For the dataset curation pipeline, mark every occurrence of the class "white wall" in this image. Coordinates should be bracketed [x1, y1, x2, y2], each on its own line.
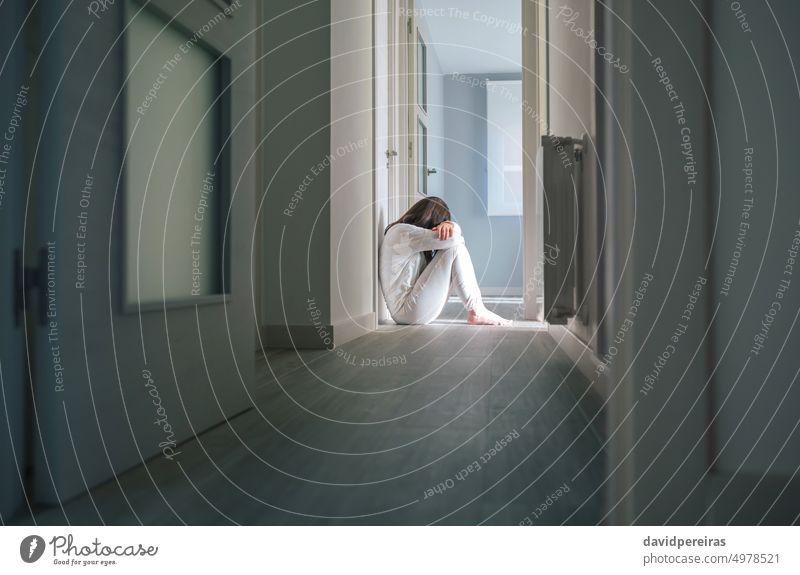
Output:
[258, 0, 376, 348]
[548, 0, 594, 139]
[258, 0, 332, 346]
[330, 0, 375, 343]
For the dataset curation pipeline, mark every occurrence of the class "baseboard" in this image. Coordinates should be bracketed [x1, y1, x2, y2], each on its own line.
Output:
[703, 471, 800, 525]
[332, 312, 375, 347]
[260, 323, 333, 349]
[260, 312, 376, 350]
[548, 324, 605, 398]
[478, 286, 523, 297]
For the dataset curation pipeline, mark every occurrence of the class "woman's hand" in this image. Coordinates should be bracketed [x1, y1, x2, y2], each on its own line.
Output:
[431, 221, 455, 241]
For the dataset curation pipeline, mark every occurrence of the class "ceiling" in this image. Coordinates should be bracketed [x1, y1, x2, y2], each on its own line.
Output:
[415, 0, 522, 74]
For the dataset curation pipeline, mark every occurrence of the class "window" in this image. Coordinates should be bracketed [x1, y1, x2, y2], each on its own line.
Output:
[415, 29, 429, 197]
[418, 119, 428, 196]
[486, 80, 523, 216]
[417, 32, 427, 113]
[124, 0, 230, 307]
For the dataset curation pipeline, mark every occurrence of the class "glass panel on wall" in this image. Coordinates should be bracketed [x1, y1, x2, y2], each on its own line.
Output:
[417, 32, 427, 112]
[124, 0, 229, 306]
[418, 120, 427, 196]
[486, 80, 523, 216]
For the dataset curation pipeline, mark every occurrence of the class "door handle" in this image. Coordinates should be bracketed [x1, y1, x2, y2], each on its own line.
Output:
[426, 168, 438, 176]
[14, 248, 48, 327]
[385, 149, 398, 159]
[13, 249, 23, 328]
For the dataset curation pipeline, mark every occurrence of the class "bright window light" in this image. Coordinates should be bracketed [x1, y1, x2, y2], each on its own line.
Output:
[486, 80, 523, 216]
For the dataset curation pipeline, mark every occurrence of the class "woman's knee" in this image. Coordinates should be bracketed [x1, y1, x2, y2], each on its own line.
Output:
[434, 244, 462, 264]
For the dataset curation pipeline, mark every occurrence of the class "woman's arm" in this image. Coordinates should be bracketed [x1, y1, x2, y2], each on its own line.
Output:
[432, 221, 461, 240]
[401, 223, 464, 253]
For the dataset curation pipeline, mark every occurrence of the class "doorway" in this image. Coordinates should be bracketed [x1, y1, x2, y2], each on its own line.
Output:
[375, 0, 547, 324]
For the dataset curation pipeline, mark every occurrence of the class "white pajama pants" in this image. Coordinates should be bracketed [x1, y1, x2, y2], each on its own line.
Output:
[392, 243, 484, 325]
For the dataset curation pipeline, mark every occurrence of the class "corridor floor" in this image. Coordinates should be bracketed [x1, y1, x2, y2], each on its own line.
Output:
[22, 300, 606, 525]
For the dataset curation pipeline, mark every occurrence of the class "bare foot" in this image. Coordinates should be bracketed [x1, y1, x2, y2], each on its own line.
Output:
[468, 308, 513, 326]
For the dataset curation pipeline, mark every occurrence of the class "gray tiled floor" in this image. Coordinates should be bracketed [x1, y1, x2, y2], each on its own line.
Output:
[19, 299, 606, 525]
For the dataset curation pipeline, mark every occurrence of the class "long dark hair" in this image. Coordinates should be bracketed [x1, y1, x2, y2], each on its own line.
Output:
[386, 196, 452, 263]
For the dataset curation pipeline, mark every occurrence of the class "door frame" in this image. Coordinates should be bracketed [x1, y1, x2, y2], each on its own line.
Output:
[374, 0, 408, 326]
[522, 0, 548, 322]
[371, 0, 546, 320]
[390, 0, 546, 321]
[397, 0, 414, 215]
[373, 0, 396, 325]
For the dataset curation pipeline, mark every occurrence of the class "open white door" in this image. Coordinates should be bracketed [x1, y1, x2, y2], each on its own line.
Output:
[405, 0, 431, 202]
